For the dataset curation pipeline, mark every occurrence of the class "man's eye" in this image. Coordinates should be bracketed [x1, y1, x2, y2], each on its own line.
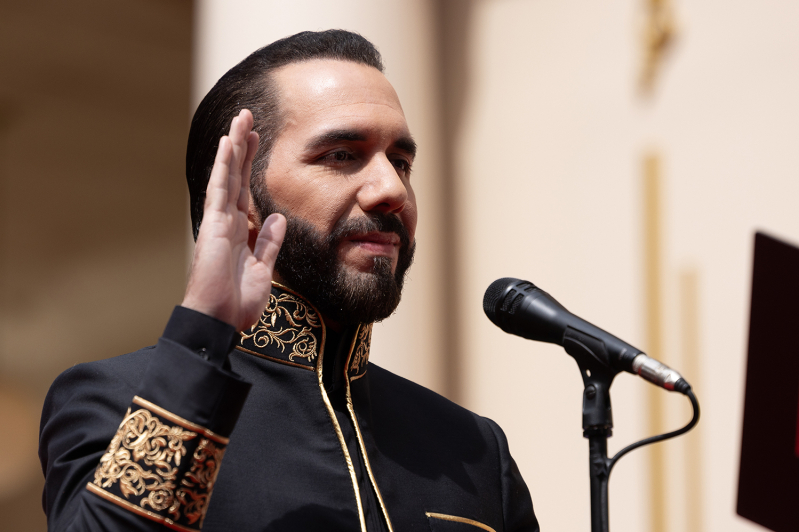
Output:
[391, 158, 411, 175]
[321, 150, 354, 163]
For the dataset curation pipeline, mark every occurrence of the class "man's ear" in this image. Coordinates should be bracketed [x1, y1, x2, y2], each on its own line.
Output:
[247, 195, 261, 252]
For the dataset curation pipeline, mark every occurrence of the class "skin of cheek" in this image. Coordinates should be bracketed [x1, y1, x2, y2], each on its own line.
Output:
[265, 163, 354, 234]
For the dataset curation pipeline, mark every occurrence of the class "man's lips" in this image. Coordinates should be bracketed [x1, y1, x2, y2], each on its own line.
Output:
[345, 231, 400, 255]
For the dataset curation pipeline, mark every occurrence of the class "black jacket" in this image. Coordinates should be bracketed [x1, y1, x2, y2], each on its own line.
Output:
[40, 285, 539, 531]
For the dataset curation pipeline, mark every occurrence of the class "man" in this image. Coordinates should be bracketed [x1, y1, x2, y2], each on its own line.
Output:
[39, 30, 539, 531]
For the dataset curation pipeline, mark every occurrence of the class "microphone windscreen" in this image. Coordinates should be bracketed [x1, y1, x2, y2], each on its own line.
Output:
[483, 277, 521, 323]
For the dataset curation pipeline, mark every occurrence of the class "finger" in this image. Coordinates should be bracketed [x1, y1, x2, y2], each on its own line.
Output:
[238, 108, 254, 130]
[228, 110, 255, 205]
[237, 130, 259, 213]
[226, 116, 244, 201]
[253, 213, 286, 269]
[228, 110, 254, 170]
[204, 136, 232, 213]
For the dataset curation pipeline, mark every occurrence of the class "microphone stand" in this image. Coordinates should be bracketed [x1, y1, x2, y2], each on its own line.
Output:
[562, 329, 621, 532]
[482, 278, 701, 531]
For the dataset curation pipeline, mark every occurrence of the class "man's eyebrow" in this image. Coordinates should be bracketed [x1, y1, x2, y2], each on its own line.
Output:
[303, 129, 417, 158]
[393, 136, 417, 158]
[304, 129, 367, 152]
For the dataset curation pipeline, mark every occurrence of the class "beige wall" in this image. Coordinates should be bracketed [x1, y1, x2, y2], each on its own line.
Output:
[453, 1, 799, 531]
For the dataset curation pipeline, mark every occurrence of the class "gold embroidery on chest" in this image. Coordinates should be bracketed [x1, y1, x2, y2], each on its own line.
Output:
[349, 323, 372, 374]
[240, 292, 321, 363]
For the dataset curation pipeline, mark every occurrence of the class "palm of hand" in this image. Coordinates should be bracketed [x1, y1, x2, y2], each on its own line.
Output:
[182, 110, 286, 332]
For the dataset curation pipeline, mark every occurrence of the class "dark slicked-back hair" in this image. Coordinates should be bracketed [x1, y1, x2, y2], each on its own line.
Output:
[186, 30, 384, 239]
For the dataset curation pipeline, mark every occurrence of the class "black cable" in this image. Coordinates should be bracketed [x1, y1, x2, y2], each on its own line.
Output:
[607, 388, 700, 475]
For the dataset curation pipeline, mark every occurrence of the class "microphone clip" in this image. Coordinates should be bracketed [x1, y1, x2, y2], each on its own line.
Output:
[562, 327, 619, 437]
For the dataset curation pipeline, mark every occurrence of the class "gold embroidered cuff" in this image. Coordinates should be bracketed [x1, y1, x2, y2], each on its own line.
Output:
[87, 396, 229, 531]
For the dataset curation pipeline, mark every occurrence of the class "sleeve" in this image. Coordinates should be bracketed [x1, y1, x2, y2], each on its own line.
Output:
[39, 306, 252, 532]
[484, 418, 541, 532]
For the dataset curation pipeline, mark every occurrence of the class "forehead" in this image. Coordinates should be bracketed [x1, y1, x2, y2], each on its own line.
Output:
[271, 59, 410, 139]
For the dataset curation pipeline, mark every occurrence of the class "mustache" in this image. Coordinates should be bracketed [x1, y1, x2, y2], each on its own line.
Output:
[328, 212, 411, 250]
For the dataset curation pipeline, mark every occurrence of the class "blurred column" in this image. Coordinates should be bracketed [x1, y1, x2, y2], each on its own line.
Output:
[642, 152, 667, 532]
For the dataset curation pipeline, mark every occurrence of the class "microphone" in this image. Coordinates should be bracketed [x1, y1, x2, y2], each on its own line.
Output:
[483, 277, 691, 394]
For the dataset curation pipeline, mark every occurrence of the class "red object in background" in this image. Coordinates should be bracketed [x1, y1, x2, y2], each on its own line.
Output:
[796, 388, 799, 459]
[737, 232, 799, 532]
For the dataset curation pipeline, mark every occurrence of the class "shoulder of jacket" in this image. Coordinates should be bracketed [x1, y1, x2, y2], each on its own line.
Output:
[43, 347, 157, 415]
[56, 345, 155, 383]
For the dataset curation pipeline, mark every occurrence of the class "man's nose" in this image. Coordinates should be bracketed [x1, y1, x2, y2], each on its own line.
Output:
[356, 154, 408, 214]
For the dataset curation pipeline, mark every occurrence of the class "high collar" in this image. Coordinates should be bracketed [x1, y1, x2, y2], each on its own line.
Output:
[236, 283, 372, 388]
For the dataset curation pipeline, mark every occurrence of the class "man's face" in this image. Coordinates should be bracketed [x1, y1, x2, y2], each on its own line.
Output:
[254, 59, 418, 325]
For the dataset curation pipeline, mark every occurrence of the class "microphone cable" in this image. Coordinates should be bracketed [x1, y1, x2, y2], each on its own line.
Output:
[607, 387, 700, 475]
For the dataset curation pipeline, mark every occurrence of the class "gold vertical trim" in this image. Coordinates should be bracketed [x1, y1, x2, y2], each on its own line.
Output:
[346, 392, 394, 532]
[680, 269, 704, 532]
[344, 324, 395, 532]
[643, 153, 666, 532]
[313, 311, 367, 532]
[268, 282, 366, 530]
[425, 512, 496, 532]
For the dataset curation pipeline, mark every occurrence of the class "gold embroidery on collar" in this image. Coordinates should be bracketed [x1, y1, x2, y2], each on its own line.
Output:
[348, 323, 372, 376]
[90, 400, 227, 530]
[233, 348, 316, 371]
[240, 292, 321, 363]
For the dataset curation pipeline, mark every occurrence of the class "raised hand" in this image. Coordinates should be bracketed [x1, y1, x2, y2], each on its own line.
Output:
[182, 109, 286, 331]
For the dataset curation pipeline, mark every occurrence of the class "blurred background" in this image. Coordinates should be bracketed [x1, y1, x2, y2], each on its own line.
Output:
[2, 0, 797, 530]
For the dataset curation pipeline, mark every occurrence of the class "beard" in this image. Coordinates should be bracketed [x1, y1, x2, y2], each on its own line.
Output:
[254, 191, 415, 326]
